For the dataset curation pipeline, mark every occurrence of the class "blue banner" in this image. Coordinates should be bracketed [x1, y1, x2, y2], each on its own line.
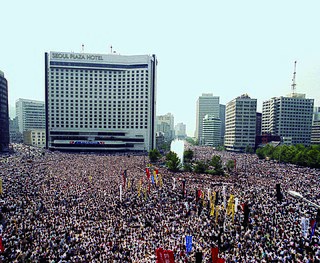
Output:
[151, 175, 155, 184]
[186, 235, 192, 253]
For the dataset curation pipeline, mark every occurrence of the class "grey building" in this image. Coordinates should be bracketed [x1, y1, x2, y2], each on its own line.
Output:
[195, 93, 220, 144]
[262, 93, 314, 145]
[225, 94, 257, 152]
[311, 106, 320, 144]
[16, 98, 45, 133]
[202, 114, 221, 147]
[0, 70, 9, 152]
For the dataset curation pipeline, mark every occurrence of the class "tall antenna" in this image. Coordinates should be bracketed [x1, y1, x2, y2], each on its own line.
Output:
[291, 61, 297, 94]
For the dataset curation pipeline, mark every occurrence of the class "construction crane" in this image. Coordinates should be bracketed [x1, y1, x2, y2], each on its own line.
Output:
[291, 61, 297, 95]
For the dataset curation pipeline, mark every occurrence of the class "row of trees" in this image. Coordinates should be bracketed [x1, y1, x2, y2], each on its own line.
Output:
[256, 144, 320, 168]
[149, 148, 236, 175]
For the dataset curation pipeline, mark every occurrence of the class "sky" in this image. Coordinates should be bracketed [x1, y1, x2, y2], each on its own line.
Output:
[1, 0, 320, 136]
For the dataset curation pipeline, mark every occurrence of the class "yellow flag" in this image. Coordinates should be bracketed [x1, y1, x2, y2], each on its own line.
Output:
[127, 179, 131, 189]
[212, 192, 216, 207]
[226, 194, 234, 215]
[210, 203, 215, 217]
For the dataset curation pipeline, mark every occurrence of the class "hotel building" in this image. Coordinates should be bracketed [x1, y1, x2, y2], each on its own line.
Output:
[45, 51, 157, 151]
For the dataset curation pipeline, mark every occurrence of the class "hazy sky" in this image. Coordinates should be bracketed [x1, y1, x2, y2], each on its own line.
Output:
[1, 0, 320, 136]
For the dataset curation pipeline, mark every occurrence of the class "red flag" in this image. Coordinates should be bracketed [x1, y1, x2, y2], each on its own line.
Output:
[211, 247, 219, 263]
[217, 259, 225, 263]
[155, 169, 159, 174]
[146, 168, 150, 179]
[0, 236, 4, 253]
[156, 248, 175, 263]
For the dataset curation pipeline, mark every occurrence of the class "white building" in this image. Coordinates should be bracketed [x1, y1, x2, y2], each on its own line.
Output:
[311, 106, 320, 144]
[174, 122, 187, 139]
[156, 113, 175, 141]
[45, 51, 157, 151]
[195, 93, 220, 144]
[202, 114, 221, 147]
[262, 93, 314, 145]
[16, 99, 45, 133]
[224, 94, 257, 152]
[23, 129, 46, 148]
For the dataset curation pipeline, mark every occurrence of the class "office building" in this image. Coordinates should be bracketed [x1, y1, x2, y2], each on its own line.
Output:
[156, 113, 175, 141]
[311, 106, 320, 144]
[175, 122, 187, 139]
[0, 70, 9, 152]
[202, 114, 221, 147]
[256, 112, 262, 136]
[24, 129, 46, 148]
[16, 99, 45, 133]
[195, 93, 220, 144]
[219, 104, 226, 145]
[224, 94, 257, 152]
[262, 93, 314, 145]
[45, 51, 157, 151]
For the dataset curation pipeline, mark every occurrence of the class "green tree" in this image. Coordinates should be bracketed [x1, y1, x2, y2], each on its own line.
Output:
[165, 151, 182, 172]
[183, 162, 193, 172]
[256, 147, 265, 159]
[183, 149, 194, 163]
[148, 149, 161, 163]
[186, 137, 197, 145]
[194, 160, 208, 174]
[210, 155, 224, 175]
[226, 159, 235, 172]
[245, 145, 254, 154]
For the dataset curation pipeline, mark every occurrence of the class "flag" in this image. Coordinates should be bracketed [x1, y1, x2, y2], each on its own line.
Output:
[119, 185, 122, 202]
[310, 220, 317, 241]
[0, 236, 3, 253]
[173, 178, 176, 190]
[146, 168, 150, 180]
[226, 194, 234, 215]
[211, 247, 219, 263]
[210, 203, 215, 217]
[151, 174, 155, 184]
[235, 197, 239, 213]
[222, 186, 226, 208]
[156, 248, 175, 263]
[185, 235, 192, 254]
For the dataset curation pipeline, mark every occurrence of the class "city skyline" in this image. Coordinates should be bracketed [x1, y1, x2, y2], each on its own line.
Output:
[1, 0, 320, 136]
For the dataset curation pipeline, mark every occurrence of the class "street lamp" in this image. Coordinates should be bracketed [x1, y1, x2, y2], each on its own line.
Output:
[288, 190, 320, 209]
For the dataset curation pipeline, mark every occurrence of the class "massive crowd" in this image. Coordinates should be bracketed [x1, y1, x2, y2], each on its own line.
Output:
[0, 144, 319, 262]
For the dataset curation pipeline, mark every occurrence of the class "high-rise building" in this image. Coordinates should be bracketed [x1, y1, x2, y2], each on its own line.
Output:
[225, 94, 257, 152]
[0, 70, 9, 152]
[156, 113, 175, 141]
[175, 122, 187, 139]
[16, 99, 45, 133]
[202, 115, 221, 147]
[262, 93, 314, 145]
[219, 104, 226, 145]
[195, 93, 220, 144]
[45, 51, 157, 151]
[311, 106, 320, 144]
[256, 112, 262, 136]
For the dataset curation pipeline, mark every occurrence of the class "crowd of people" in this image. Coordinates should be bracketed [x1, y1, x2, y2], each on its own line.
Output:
[0, 144, 319, 262]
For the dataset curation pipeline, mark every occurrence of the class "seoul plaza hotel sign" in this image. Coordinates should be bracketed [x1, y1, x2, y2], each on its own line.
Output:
[51, 52, 103, 61]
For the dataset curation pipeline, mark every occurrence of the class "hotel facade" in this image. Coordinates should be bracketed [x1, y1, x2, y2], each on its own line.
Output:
[45, 51, 157, 151]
